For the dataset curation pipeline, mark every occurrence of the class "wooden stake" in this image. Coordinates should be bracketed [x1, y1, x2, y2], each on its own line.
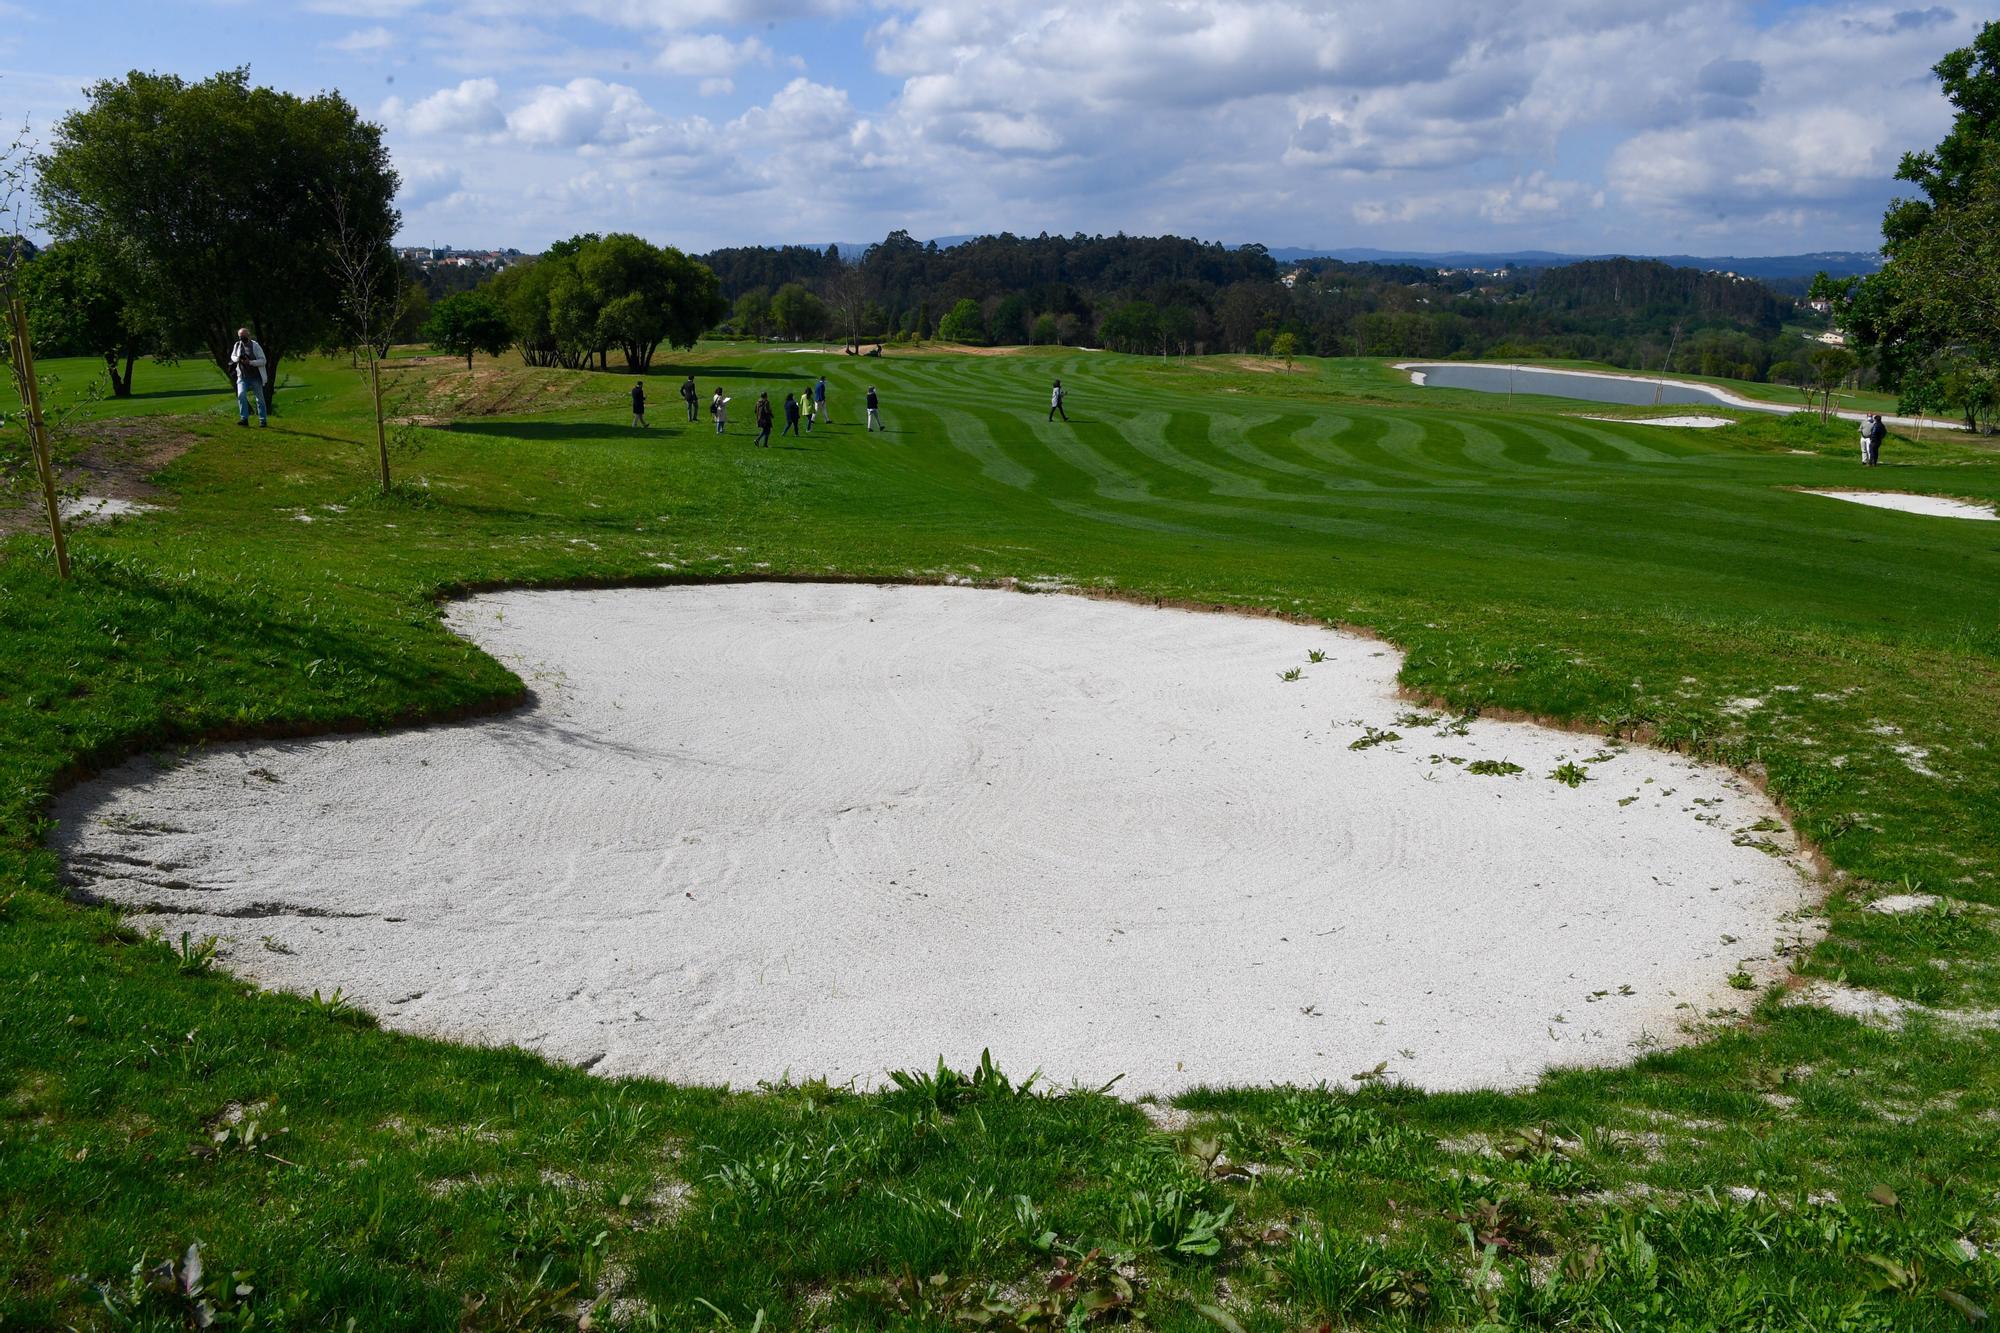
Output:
[369, 350, 389, 493]
[6, 292, 70, 579]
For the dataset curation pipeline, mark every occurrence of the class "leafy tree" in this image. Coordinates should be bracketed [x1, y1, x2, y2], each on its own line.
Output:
[938, 297, 986, 344]
[771, 282, 829, 341]
[1271, 330, 1298, 371]
[423, 291, 512, 369]
[16, 239, 160, 396]
[1029, 313, 1060, 345]
[1098, 300, 1161, 354]
[575, 233, 722, 372]
[989, 293, 1030, 346]
[487, 258, 573, 368]
[36, 68, 398, 398]
[734, 287, 772, 340]
[1852, 22, 2000, 428]
[1806, 344, 1858, 422]
[1883, 21, 2000, 247]
[392, 278, 430, 348]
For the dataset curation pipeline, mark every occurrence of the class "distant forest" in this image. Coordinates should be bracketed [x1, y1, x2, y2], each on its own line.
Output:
[696, 232, 1840, 385]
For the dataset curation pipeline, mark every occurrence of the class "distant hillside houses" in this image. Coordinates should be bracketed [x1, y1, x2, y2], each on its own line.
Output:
[395, 245, 529, 270]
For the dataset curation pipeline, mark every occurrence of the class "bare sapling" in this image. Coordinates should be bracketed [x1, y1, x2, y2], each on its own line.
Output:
[325, 190, 406, 494]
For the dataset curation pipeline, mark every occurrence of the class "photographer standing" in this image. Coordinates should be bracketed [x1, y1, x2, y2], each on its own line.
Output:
[230, 327, 268, 427]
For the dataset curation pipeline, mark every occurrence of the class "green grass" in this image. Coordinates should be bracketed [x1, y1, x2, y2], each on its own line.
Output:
[4, 346, 1999, 1330]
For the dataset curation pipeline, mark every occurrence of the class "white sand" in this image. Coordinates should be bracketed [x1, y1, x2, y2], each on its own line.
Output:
[1803, 490, 1998, 521]
[54, 585, 1813, 1095]
[1577, 415, 1734, 429]
[60, 495, 158, 524]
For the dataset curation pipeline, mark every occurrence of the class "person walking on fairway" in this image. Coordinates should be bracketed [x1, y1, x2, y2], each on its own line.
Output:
[782, 392, 801, 437]
[814, 375, 828, 423]
[230, 327, 269, 427]
[1861, 413, 1887, 466]
[1049, 377, 1068, 422]
[680, 374, 698, 422]
[865, 385, 882, 431]
[754, 391, 774, 447]
[803, 385, 817, 431]
[630, 379, 647, 429]
[711, 388, 728, 434]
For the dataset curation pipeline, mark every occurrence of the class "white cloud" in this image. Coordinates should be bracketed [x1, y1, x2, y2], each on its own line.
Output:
[506, 77, 661, 149]
[332, 26, 396, 56]
[657, 33, 772, 77]
[351, 0, 2000, 253]
[381, 78, 506, 136]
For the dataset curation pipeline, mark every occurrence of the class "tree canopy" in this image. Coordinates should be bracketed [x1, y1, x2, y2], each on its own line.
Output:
[1850, 20, 2000, 429]
[422, 291, 513, 370]
[15, 239, 160, 396]
[485, 234, 724, 372]
[35, 67, 399, 395]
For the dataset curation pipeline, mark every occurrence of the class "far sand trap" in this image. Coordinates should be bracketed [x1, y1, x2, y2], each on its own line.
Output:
[54, 585, 1813, 1094]
[1803, 490, 1998, 521]
[1577, 415, 1733, 428]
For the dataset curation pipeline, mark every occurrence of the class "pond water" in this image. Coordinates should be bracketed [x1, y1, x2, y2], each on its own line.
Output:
[1408, 363, 1786, 413]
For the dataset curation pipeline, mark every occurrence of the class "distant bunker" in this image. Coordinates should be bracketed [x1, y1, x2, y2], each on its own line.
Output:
[56, 585, 1813, 1095]
[1404, 362, 1783, 412]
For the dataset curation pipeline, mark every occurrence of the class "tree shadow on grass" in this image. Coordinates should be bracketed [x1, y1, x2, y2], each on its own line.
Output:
[447, 421, 697, 441]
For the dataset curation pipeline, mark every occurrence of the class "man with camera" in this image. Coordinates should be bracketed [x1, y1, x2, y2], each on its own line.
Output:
[230, 327, 268, 427]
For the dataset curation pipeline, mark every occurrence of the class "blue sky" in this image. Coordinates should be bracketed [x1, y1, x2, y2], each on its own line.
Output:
[6, 1, 1998, 256]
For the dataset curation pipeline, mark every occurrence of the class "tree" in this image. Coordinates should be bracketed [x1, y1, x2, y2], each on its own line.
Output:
[2, 125, 70, 577]
[1852, 23, 2000, 425]
[1271, 330, 1298, 371]
[1029, 313, 1060, 345]
[1098, 300, 1161, 354]
[938, 297, 986, 344]
[36, 68, 399, 399]
[16, 239, 160, 396]
[771, 282, 829, 341]
[326, 188, 408, 492]
[989, 293, 1030, 346]
[423, 291, 512, 370]
[734, 286, 772, 340]
[1806, 344, 1858, 422]
[574, 233, 723, 372]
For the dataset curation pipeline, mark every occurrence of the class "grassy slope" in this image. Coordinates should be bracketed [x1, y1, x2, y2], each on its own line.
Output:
[3, 347, 1998, 1330]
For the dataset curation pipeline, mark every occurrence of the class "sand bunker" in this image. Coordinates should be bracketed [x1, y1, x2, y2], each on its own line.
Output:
[54, 585, 1813, 1094]
[1804, 490, 1998, 521]
[1577, 415, 1734, 429]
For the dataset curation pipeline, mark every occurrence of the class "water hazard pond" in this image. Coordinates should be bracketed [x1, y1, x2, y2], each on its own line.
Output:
[1405, 362, 1785, 413]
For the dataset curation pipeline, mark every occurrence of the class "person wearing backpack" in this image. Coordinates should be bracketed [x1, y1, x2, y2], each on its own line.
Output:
[230, 327, 269, 427]
[711, 388, 728, 434]
[680, 374, 698, 422]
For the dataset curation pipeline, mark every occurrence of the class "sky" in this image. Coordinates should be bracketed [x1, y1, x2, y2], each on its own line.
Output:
[5, 0, 1998, 258]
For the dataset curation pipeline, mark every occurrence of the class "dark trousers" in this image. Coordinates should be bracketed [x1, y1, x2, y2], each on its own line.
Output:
[1050, 401, 1067, 421]
[755, 424, 771, 446]
[782, 418, 799, 435]
[684, 398, 697, 421]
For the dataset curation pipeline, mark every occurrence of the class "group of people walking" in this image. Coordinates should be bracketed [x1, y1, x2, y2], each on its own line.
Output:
[625, 373, 890, 444]
[625, 373, 1072, 440]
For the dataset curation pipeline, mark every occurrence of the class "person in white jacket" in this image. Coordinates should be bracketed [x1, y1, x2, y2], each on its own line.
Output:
[229, 327, 268, 427]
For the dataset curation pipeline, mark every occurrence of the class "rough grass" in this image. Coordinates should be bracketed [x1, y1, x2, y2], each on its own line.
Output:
[3, 346, 1998, 1330]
